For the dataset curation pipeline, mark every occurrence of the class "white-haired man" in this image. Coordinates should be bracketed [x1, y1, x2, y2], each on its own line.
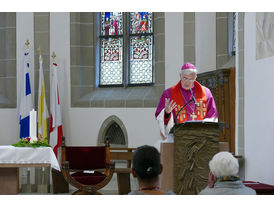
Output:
[155, 62, 218, 142]
[199, 152, 256, 195]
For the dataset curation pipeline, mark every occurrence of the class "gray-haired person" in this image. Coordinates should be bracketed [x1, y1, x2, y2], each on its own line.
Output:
[199, 151, 256, 195]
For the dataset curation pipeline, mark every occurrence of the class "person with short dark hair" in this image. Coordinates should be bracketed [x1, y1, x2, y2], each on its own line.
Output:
[128, 145, 175, 195]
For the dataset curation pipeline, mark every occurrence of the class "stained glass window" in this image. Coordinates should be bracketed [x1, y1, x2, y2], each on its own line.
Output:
[130, 12, 153, 34]
[129, 36, 153, 84]
[99, 12, 153, 86]
[100, 12, 123, 36]
[100, 12, 123, 85]
[100, 37, 123, 85]
[129, 12, 153, 84]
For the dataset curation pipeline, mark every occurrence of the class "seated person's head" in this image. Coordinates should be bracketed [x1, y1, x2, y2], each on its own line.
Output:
[209, 151, 239, 177]
[207, 151, 239, 187]
[132, 145, 162, 182]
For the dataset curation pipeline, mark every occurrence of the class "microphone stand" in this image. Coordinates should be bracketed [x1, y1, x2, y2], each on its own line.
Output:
[190, 88, 197, 106]
[175, 97, 195, 124]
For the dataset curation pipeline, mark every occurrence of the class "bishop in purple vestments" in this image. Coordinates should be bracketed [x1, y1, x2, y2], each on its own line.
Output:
[155, 62, 218, 143]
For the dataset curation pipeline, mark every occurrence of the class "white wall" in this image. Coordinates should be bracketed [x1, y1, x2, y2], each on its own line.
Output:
[0, 13, 34, 145]
[0, 12, 176, 149]
[50, 13, 160, 148]
[0, 109, 20, 145]
[16, 12, 35, 106]
[48, 12, 188, 148]
[64, 108, 159, 147]
[50, 12, 71, 145]
[245, 13, 274, 185]
[165, 12, 184, 88]
[195, 12, 216, 73]
[1, 12, 215, 152]
[3, 11, 274, 187]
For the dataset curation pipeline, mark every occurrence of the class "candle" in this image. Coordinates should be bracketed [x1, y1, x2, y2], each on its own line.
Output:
[29, 109, 37, 138]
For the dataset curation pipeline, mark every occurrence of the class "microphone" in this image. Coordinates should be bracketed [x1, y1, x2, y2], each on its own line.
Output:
[175, 98, 195, 124]
[190, 89, 197, 106]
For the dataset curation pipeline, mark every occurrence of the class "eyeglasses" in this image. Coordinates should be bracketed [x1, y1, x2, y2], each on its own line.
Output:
[182, 77, 196, 82]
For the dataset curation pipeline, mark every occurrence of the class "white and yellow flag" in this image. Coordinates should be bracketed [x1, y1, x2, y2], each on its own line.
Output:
[38, 54, 49, 140]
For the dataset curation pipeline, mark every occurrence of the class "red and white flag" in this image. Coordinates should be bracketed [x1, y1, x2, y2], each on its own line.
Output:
[50, 62, 63, 158]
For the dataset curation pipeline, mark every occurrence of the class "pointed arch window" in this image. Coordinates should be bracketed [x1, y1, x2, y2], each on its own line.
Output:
[104, 122, 125, 145]
[98, 12, 153, 86]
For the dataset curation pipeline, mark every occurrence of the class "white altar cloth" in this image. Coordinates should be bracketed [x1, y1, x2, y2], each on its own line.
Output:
[0, 145, 60, 171]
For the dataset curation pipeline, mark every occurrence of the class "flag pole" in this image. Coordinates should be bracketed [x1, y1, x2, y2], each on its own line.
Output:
[39, 45, 43, 61]
[50, 51, 63, 158]
[52, 52, 56, 63]
[25, 40, 30, 49]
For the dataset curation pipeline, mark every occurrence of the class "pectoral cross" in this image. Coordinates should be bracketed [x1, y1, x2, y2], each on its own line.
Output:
[190, 112, 197, 121]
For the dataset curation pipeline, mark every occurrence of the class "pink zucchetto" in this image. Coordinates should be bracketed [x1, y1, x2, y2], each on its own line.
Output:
[181, 62, 196, 70]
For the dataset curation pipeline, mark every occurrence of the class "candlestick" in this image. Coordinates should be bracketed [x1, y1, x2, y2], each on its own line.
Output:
[30, 109, 37, 138]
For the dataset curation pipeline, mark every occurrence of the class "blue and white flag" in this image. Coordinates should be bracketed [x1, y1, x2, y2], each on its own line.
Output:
[19, 49, 34, 138]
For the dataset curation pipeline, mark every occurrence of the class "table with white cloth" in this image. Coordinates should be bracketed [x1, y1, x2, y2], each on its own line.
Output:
[0, 145, 60, 194]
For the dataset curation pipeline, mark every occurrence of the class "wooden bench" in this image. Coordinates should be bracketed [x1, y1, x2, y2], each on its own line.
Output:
[110, 147, 136, 195]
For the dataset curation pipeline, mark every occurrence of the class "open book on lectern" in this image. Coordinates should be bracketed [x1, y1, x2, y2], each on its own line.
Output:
[169, 120, 224, 134]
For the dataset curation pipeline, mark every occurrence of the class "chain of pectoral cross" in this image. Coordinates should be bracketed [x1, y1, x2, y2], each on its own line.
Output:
[182, 91, 197, 121]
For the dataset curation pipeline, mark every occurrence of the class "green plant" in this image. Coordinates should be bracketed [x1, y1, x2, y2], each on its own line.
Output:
[12, 137, 51, 148]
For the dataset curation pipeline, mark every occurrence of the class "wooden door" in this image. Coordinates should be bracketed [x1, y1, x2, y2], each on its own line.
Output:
[197, 68, 235, 154]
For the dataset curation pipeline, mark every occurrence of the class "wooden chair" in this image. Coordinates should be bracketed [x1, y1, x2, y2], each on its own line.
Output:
[110, 147, 136, 194]
[61, 137, 115, 195]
